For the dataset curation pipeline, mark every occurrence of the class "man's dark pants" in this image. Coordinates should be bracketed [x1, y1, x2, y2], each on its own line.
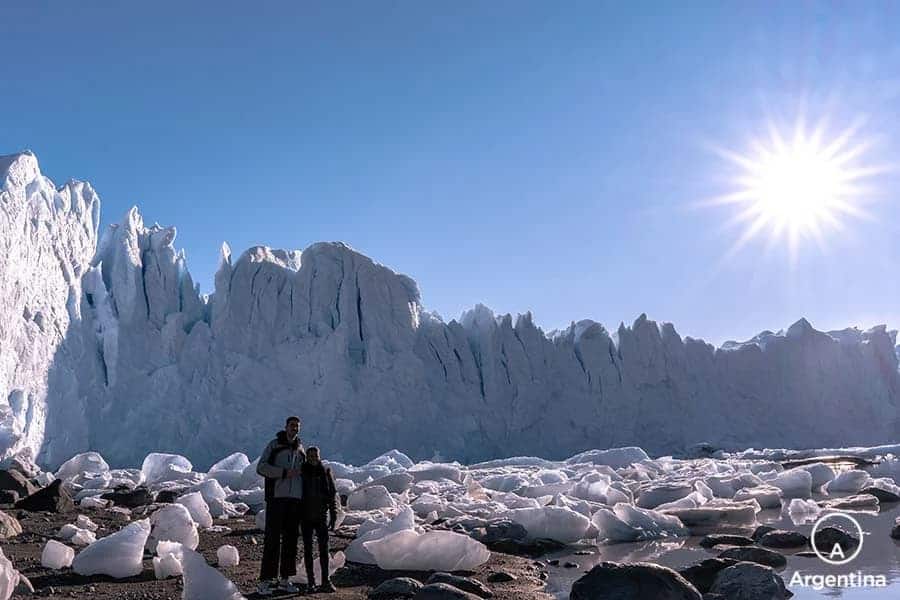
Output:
[260, 498, 302, 580]
[300, 517, 330, 581]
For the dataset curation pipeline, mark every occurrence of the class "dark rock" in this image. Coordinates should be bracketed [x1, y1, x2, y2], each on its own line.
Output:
[813, 526, 859, 557]
[486, 537, 565, 558]
[0, 510, 22, 538]
[718, 547, 787, 569]
[549, 559, 560, 566]
[891, 518, 900, 540]
[0, 490, 19, 504]
[759, 530, 809, 548]
[679, 558, 739, 593]
[425, 573, 492, 598]
[101, 486, 154, 508]
[751, 525, 776, 541]
[699, 534, 755, 549]
[486, 572, 516, 583]
[570, 562, 702, 600]
[14, 479, 73, 513]
[154, 489, 182, 504]
[709, 562, 791, 600]
[413, 583, 480, 600]
[472, 520, 528, 544]
[0, 469, 37, 498]
[564, 562, 579, 568]
[369, 577, 424, 599]
[860, 486, 900, 503]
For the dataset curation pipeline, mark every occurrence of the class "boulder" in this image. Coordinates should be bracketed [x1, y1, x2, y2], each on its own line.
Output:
[471, 520, 528, 544]
[0, 470, 36, 498]
[759, 530, 809, 549]
[101, 486, 154, 508]
[718, 548, 787, 570]
[751, 526, 776, 541]
[709, 562, 791, 600]
[425, 573, 492, 598]
[413, 583, 481, 600]
[155, 489, 182, 504]
[483, 537, 564, 558]
[570, 562, 702, 600]
[369, 577, 424, 599]
[679, 558, 738, 593]
[813, 526, 859, 556]
[14, 479, 74, 513]
[860, 487, 900, 503]
[699, 535, 754, 549]
[0, 511, 21, 539]
[890, 519, 900, 540]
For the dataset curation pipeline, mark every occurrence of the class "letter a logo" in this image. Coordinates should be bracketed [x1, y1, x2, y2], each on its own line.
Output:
[829, 543, 845, 560]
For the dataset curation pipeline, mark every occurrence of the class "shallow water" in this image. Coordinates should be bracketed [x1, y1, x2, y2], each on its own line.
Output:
[545, 499, 900, 599]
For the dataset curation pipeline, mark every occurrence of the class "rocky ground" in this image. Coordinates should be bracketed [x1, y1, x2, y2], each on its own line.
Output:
[1, 504, 552, 599]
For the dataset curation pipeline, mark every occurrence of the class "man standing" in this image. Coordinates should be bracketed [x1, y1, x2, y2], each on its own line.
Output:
[255, 416, 305, 596]
[300, 446, 338, 593]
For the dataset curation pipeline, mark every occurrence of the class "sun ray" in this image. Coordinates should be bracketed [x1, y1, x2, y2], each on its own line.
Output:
[710, 117, 884, 258]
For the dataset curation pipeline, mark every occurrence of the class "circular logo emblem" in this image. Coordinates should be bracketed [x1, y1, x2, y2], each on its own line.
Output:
[809, 512, 865, 566]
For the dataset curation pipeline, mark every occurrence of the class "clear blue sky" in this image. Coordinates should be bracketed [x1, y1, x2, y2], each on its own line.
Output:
[4, 1, 900, 345]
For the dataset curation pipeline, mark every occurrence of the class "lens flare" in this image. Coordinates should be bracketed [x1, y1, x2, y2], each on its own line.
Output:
[710, 117, 884, 261]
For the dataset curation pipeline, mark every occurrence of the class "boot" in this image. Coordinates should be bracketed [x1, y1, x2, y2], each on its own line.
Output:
[319, 578, 336, 593]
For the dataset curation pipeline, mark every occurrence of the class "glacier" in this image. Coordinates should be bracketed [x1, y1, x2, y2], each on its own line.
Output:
[2, 150, 900, 470]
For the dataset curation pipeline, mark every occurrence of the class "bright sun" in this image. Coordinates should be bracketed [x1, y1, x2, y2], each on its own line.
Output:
[713, 118, 881, 258]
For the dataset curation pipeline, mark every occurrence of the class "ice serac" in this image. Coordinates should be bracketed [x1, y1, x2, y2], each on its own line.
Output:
[2, 151, 900, 469]
[0, 152, 99, 465]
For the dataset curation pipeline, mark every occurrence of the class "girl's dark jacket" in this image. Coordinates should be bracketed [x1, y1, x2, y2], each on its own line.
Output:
[300, 460, 337, 522]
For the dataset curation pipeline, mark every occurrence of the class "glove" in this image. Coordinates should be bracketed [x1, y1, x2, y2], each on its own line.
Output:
[328, 510, 337, 531]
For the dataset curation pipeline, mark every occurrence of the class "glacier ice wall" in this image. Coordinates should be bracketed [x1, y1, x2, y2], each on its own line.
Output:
[2, 152, 899, 469]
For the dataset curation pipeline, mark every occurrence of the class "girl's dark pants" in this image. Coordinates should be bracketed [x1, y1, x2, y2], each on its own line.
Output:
[301, 517, 330, 582]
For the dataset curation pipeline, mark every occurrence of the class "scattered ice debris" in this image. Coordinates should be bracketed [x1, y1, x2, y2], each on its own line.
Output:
[217, 544, 240, 568]
[825, 469, 870, 494]
[364, 529, 490, 571]
[508, 506, 593, 544]
[785, 498, 822, 526]
[149, 503, 199, 551]
[141, 453, 193, 485]
[348, 485, 396, 511]
[766, 469, 812, 499]
[76, 515, 98, 531]
[181, 546, 246, 600]
[592, 504, 689, 543]
[58, 523, 96, 546]
[153, 540, 185, 579]
[0, 547, 20, 600]
[41, 540, 74, 569]
[72, 519, 151, 578]
[176, 491, 214, 528]
[55, 452, 110, 482]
